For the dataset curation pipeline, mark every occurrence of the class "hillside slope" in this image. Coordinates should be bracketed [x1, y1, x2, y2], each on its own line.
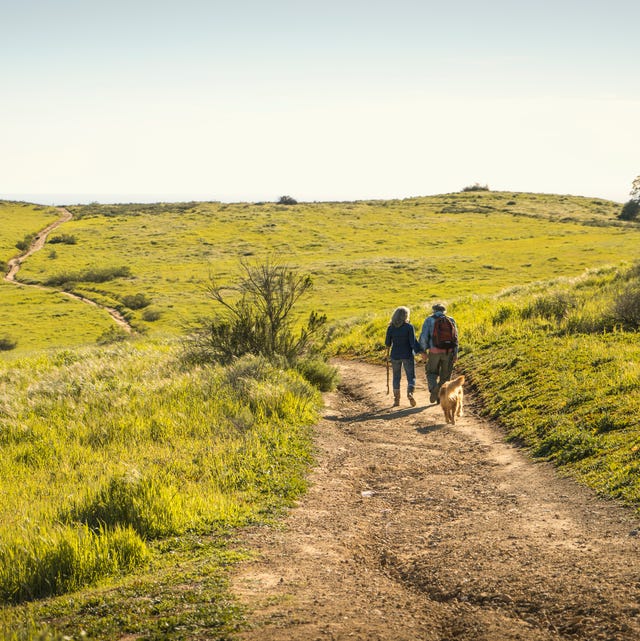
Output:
[2, 191, 639, 354]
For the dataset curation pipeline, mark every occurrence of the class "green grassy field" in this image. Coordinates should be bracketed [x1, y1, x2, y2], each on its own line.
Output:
[1, 191, 639, 639]
[3, 192, 637, 355]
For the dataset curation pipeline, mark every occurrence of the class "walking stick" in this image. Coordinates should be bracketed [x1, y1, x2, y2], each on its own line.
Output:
[386, 350, 390, 395]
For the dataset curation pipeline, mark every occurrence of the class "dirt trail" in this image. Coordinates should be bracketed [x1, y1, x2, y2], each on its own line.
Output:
[4, 208, 132, 333]
[232, 359, 640, 641]
[5, 208, 74, 281]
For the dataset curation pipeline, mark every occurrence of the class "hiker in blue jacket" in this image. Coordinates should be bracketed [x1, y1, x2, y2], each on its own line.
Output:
[385, 306, 424, 407]
[419, 303, 459, 404]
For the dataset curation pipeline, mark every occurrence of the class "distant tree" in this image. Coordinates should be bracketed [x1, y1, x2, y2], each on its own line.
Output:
[277, 195, 298, 205]
[619, 175, 640, 221]
[620, 200, 640, 221]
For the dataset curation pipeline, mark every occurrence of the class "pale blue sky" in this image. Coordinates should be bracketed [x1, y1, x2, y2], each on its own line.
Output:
[1, 0, 638, 204]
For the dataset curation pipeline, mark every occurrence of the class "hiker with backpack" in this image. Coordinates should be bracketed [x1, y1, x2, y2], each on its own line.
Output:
[419, 303, 459, 404]
[385, 306, 424, 407]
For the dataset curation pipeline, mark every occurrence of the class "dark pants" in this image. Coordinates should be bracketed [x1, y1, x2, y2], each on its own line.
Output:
[425, 352, 454, 399]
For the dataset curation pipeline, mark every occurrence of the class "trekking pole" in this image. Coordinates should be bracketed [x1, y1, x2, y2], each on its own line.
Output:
[386, 351, 390, 395]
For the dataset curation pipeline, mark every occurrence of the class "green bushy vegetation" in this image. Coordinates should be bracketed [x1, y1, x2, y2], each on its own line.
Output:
[184, 258, 329, 368]
[120, 292, 151, 309]
[15, 233, 37, 252]
[47, 234, 77, 245]
[43, 265, 131, 287]
[0, 336, 17, 351]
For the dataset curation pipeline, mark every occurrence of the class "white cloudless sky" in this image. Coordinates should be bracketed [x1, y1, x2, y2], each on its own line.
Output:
[1, 0, 638, 204]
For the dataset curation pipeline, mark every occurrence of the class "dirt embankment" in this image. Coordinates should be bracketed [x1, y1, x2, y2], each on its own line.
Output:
[4, 208, 132, 333]
[232, 359, 640, 641]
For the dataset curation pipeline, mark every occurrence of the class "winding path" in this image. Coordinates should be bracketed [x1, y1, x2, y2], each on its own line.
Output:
[3, 207, 133, 333]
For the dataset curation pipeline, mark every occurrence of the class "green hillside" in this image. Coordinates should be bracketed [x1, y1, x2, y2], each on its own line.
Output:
[2, 191, 637, 355]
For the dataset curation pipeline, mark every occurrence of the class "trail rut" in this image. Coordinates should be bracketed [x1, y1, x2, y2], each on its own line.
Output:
[232, 359, 640, 640]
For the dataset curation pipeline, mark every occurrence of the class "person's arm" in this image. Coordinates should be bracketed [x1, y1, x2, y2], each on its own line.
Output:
[451, 317, 459, 361]
[409, 324, 423, 356]
[418, 317, 431, 351]
[418, 318, 430, 361]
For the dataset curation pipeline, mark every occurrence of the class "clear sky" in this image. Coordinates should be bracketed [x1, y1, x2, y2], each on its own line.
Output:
[1, 0, 638, 204]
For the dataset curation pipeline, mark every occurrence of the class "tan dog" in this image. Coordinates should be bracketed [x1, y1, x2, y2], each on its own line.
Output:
[438, 375, 465, 425]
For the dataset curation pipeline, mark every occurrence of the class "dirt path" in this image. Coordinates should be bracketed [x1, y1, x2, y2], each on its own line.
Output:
[232, 359, 640, 641]
[4, 208, 133, 333]
[5, 208, 74, 281]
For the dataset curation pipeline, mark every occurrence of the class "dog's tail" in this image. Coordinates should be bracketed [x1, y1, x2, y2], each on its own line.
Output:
[448, 375, 465, 390]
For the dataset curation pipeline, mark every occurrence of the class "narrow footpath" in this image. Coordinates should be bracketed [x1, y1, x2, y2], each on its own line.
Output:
[4, 208, 132, 333]
[232, 359, 640, 641]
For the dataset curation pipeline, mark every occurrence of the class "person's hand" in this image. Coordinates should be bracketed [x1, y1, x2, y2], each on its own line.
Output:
[420, 352, 427, 362]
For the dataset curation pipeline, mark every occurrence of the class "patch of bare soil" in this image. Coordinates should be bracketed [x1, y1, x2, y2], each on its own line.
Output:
[232, 359, 640, 641]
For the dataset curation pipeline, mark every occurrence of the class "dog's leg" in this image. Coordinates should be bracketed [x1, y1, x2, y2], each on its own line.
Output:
[445, 402, 453, 424]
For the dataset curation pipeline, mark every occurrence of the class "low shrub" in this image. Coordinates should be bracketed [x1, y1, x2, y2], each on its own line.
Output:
[619, 199, 640, 221]
[15, 233, 36, 252]
[97, 327, 129, 345]
[522, 290, 578, 322]
[68, 474, 188, 539]
[296, 356, 339, 391]
[142, 308, 161, 322]
[461, 182, 490, 192]
[614, 283, 640, 329]
[0, 337, 17, 351]
[45, 266, 131, 287]
[121, 293, 151, 310]
[48, 234, 77, 245]
[185, 259, 327, 367]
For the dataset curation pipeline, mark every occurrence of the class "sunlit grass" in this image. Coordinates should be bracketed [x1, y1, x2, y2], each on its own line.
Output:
[0, 201, 60, 265]
[0, 341, 319, 624]
[6, 192, 638, 353]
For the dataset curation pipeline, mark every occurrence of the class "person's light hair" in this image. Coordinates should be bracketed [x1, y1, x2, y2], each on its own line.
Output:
[390, 306, 410, 327]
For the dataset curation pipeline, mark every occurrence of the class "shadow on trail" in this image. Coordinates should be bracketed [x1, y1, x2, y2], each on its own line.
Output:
[416, 423, 446, 435]
[325, 405, 428, 424]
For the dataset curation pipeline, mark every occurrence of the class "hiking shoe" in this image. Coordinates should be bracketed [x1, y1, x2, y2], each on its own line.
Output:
[429, 389, 438, 404]
[408, 392, 416, 407]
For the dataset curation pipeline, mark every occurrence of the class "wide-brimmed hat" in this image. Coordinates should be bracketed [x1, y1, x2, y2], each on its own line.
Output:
[432, 303, 446, 312]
